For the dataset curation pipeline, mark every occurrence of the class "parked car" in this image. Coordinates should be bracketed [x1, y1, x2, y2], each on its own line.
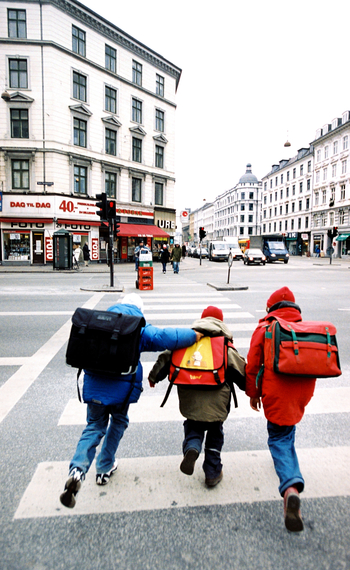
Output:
[187, 246, 196, 257]
[193, 247, 209, 258]
[243, 248, 266, 265]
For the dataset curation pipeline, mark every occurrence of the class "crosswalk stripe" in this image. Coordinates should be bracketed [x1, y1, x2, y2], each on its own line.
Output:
[143, 312, 254, 320]
[58, 387, 350, 426]
[143, 303, 241, 311]
[14, 446, 350, 519]
[0, 357, 31, 366]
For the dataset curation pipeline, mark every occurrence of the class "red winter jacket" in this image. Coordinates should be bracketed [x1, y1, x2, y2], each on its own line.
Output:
[245, 304, 316, 426]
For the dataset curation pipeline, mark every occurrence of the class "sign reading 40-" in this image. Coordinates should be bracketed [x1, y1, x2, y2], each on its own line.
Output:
[59, 200, 75, 213]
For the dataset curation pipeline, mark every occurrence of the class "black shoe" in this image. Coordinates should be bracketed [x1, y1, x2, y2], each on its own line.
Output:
[60, 468, 85, 509]
[205, 470, 223, 487]
[96, 460, 118, 486]
[180, 449, 199, 475]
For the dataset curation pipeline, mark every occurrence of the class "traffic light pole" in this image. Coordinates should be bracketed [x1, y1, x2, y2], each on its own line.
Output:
[108, 218, 114, 287]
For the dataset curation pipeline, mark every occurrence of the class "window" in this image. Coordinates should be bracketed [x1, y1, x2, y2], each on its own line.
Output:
[74, 165, 87, 194]
[332, 164, 337, 178]
[286, 187, 289, 197]
[306, 197, 310, 210]
[324, 146, 329, 159]
[155, 109, 164, 132]
[240, 204, 245, 211]
[264, 182, 267, 191]
[240, 215, 245, 222]
[308, 160, 311, 172]
[298, 218, 301, 230]
[241, 192, 245, 199]
[299, 182, 303, 193]
[300, 164, 304, 175]
[291, 219, 294, 230]
[293, 168, 296, 178]
[323, 167, 327, 181]
[132, 178, 141, 202]
[249, 203, 254, 211]
[322, 189, 326, 204]
[343, 135, 348, 151]
[155, 182, 163, 205]
[285, 220, 288, 231]
[275, 176, 278, 186]
[281, 174, 284, 184]
[249, 192, 254, 199]
[331, 187, 335, 201]
[156, 74, 164, 96]
[105, 172, 116, 198]
[105, 45, 116, 72]
[285, 203, 289, 214]
[155, 145, 164, 168]
[342, 160, 347, 174]
[132, 98, 142, 123]
[339, 210, 345, 224]
[315, 192, 319, 206]
[292, 202, 295, 213]
[299, 200, 302, 211]
[9, 58, 27, 89]
[105, 86, 116, 113]
[274, 191, 277, 201]
[316, 170, 320, 183]
[132, 60, 142, 86]
[248, 227, 253, 235]
[73, 71, 86, 102]
[12, 159, 29, 189]
[287, 171, 290, 181]
[8, 9, 26, 38]
[132, 137, 142, 162]
[11, 109, 28, 138]
[105, 128, 116, 155]
[305, 216, 309, 229]
[280, 206, 282, 215]
[72, 25, 85, 56]
[307, 179, 310, 191]
[73, 118, 87, 147]
[270, 179, 272, 189]
[341, 184, 345, 200]
[249, 214, 253, 223]
[317, 149, 321, 162]
[292, 185, 296, 195]
[333, 141, 338, 155]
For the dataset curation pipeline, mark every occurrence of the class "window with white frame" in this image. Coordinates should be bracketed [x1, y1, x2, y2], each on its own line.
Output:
[332, 164, 337, 178]
[156, 74, 164, 96]
[323, 167, 327, 181]
[317, 149, 321, 162]
[11, 159, 29, 189]
[155, 109, 164, 132]
[132, 178, 141, 202]
[340, 184, 346, 200]
[316, 171, 320, 183]
[343, 135, 348, 151]
[155, 182, 163, 205]
[331, 187, 335, 201]
[105, 128, 116, 155]
[342, 159, 347, 174]
[11, 109, 29, 138]
[314, 192, 319, 206]
[329, 212, 334, 226]
[308, 160, 312, 172]
[105, 171, 116, 198]
[105, 45, 116, 72]
[73, 118, 87, 147]
[155, 145, 164, 168]
[72, 25, 86, 57]
[322, 189, 326, 204]
[105, 86, 117, 113]
[333, 141, 338, 154]
[74, 165, 87, 194]
[73, 71, 87, 102]
[9, 58, 28, 89]
[132, 60, 142, 86]
[132, 98, 142, 123]
[339, 209, 345, 224]
[324, 146, 329, 159]
[132, 137, 142, 163]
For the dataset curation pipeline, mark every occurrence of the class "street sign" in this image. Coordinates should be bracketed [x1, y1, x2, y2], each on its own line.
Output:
[37, 182, 54, 186]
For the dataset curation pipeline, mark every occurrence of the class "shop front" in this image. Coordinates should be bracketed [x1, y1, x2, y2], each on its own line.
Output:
[115, 223, 169, 263]
[285, 232, 309, 256]
[335, 232, 350, 256]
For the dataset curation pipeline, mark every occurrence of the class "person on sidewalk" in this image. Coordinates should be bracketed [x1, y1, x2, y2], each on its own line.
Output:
[148, 305, 246, 488]
[170, 243, 182, 274]
[82, 243, 90, 266]
[245, 286, 316, 532]
[60, 293, 203, 509]
[160, 244, 170, 274]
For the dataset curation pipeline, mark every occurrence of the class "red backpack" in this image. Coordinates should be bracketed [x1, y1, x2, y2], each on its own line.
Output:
[263, 317, 342, 378]
[160, 336, 237, 407]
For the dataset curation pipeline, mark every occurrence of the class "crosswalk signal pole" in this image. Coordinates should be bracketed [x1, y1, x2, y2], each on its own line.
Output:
[107, 200, 116, 287]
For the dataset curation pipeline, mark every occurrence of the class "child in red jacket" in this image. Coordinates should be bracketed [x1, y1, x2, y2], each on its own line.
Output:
[245, 286, 316, 533]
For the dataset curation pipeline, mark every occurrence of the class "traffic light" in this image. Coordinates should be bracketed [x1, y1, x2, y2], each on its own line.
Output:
[106, 199, 116, 219]
[199, 227, 207, 241]
[96, 193, 107, 221]
[332, 226, 338, 237]
[114, 220, 120, 238]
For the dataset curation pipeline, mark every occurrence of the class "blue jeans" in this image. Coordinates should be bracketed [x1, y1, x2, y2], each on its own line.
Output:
[69, 403, 129, 475]
[173, 261, 179, 273]
[267, 421, 304, 496]
[162, 262, 167, 272]
[183, 419, 224, 479]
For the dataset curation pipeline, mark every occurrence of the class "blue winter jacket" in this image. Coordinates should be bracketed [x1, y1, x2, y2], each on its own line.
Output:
[82, 302, 197, 406]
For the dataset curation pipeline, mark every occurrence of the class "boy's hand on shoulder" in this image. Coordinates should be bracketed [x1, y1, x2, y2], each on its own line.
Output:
[250, 397, 261, 412]
[194, 331, 204, 342]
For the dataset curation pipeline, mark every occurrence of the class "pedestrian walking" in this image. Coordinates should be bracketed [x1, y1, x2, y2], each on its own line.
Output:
[171, 243, 182, 274]
[82, 243, 90, 266]
[245, 286, 316, 532]
[148, 305, 246, 487]
[60, 293, 203, 509]
[182, 244, 186, 258]
[160, 244, 170, 273]
[73, 245, 83, 267]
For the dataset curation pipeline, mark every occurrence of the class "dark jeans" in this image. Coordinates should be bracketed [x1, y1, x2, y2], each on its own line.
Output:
[183, 419, 224, 478]
[267, 421, 304, 496]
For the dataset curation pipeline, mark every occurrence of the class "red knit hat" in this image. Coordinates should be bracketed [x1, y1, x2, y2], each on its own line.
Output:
[266, 286, 295, 309]
[201, 306, 224, 321]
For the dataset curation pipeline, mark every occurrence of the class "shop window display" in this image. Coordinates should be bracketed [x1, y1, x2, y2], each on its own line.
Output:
[3, 232, 30, 261]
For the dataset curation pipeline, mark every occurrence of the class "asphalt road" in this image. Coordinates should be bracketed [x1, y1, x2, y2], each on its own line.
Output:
[0, 256, 349, 570]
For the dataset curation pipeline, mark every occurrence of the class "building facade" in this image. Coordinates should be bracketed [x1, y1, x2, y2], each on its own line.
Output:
[311, 111, 350, 257]
[261, 148, 314, 256]
[0, 0, 181, 264]
[214, 164, 262, 247]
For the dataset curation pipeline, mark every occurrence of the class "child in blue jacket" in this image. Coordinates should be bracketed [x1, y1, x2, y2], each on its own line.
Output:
[60, 293, 201, 508]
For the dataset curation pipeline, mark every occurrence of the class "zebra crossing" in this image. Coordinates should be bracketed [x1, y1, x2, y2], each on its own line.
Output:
[9, 276, 350, 520]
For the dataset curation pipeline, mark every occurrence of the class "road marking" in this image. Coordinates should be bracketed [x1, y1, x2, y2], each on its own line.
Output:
[143, 303, 241, 311]
[14, 446, 350, 519]
[143, 312, 254, 320]
[0, 293, 104, 425]
[0, 312, 73, 316]
[0, 357, 31, 366]
[58, 386, 350, 426]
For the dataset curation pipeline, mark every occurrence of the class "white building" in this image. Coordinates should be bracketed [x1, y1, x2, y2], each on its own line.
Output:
[311, 111, 350, 257]
[214, 164, 262, 248]
[0, 0, 181, 264]
[261, 148, 313, 255]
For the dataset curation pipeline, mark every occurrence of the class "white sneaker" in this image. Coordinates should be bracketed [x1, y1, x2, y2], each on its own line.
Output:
[96, 460, 118, 486]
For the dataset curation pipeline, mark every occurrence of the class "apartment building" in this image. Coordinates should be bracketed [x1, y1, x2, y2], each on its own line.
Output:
[0, 0, 181, 264]
[311, 111, 350, 256]
[214, 164, 262, 244]
[261, 149, 313, 255]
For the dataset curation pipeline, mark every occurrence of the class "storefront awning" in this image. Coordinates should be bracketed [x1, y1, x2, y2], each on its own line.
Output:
[335, 233, 350, 242]
[117, 224, 169, 238]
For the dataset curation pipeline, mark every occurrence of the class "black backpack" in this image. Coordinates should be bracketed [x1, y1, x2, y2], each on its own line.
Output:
[66, 308, 146, 381]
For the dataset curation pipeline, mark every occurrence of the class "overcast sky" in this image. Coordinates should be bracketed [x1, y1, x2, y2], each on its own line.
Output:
[83, 0, 350, 211]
